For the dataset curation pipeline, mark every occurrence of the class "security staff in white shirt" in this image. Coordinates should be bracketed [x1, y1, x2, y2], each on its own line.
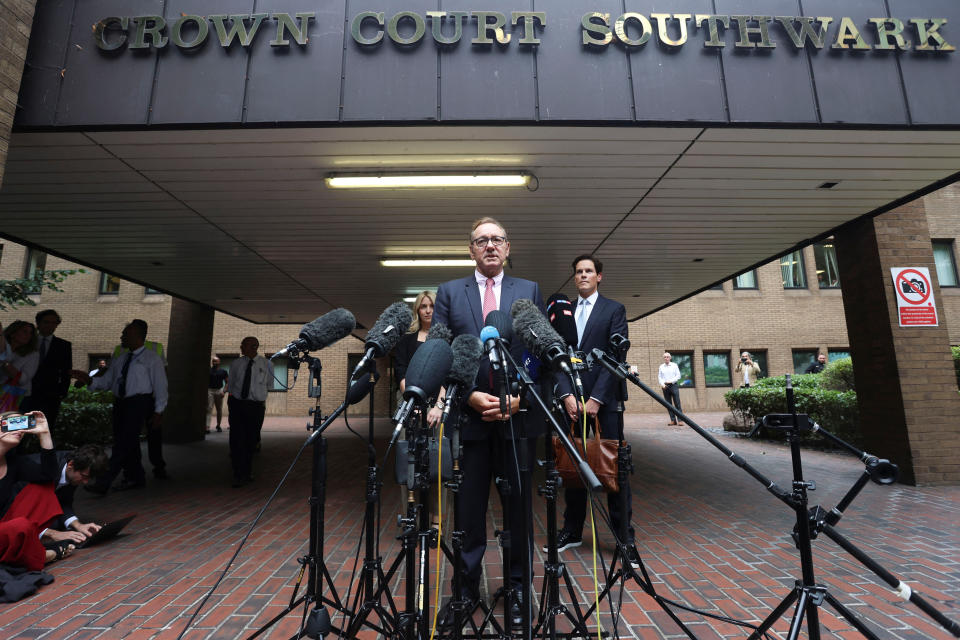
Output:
[75, 320, 169, 493]
[226, 336, 271, 487]
[657, 352, 683, 425]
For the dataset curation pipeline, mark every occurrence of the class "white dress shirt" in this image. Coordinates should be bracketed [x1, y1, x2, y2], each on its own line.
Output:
[227, 355, 272, 403]
[474, 269, 504, 309]
[91, 346, 169, 413]
[658, 362, 681, 385]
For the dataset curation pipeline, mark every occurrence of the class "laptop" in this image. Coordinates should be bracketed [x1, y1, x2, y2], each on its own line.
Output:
[78, 514, 136, 549]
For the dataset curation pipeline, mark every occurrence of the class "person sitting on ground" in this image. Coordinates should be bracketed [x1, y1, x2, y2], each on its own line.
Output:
[0, 411, 75, 568]
[21, 444, 108, 546]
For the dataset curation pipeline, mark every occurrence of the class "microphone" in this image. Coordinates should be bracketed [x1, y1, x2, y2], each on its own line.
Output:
[482, 310, 512, 414]
[346, 369, 380, 406]
[351, 302, 413, 380]
[390, 338, 453, 443]
[426, 322, 453, 344]
[546, 293, 578, 347]
[274, 308, 356, 358]
[510, 298, 573, 377]
[439, 334, 483, 425]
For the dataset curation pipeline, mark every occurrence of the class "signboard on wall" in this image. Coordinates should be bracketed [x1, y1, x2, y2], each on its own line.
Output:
[890, 267, 939, 327]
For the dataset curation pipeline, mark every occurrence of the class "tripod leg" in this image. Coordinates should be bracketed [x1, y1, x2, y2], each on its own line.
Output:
[786, 587, 811, 640]
[748, 587, 799, 640]
[823, 592, 883, 640]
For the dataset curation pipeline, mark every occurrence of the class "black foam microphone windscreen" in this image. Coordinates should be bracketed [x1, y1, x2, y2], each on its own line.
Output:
[366, 302, 414, 356]
[483, 309, 514, 345]
[404, 338, 453, 402]
[299, 308, 357, 350]
[448, 334, 483, 387]
[346, 369, 380, 405]
[511, 298, 571, 374]
[546, 293, 577, 347]
[426, 321, 453, 344]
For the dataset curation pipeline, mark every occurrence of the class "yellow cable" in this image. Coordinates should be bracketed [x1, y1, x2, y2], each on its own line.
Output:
[580, 401, 601, 640]
[429, 418, 445, 640]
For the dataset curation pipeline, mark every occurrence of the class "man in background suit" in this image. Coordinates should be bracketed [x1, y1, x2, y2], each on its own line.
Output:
[21, 309, 72, 431]
[553, 255, 638, 567]
[433, 217, 543, 625]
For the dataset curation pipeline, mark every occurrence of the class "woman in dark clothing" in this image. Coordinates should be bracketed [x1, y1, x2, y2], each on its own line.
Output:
[0, 411, 72, 569]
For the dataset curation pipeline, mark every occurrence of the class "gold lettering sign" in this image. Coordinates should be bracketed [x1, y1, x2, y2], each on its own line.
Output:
[90, 10, 953, 55]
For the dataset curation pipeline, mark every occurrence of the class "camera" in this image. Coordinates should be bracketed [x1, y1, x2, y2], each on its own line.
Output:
[1, 413, 36, 432]
[900, 278, 925, 295]
[741, 356, 748, 363]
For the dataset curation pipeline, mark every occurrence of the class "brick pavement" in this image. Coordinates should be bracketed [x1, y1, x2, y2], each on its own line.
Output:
[1, 411, 958, 639]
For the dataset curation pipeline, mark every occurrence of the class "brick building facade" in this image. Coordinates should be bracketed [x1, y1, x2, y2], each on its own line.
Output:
[3, 182, 958, 420]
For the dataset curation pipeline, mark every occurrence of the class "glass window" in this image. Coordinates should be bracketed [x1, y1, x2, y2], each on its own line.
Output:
[932, 240, 958, 287]
[792, 349, 819, 374]
[828, 350, 850, 362]
[703, 352, 732, 387]
[813, 240, 841, 289]
[780, 250, 807, 289]
[733, 270, 757, 289]
[269, 357, 289, 392]
[739, 350, 767, 378]
[99, 272, 121, 295]
[145, 286, 163, 295]
[23, 249, 47, 293]
[669, 352, 694, 387]
[708, 282, 723, 291]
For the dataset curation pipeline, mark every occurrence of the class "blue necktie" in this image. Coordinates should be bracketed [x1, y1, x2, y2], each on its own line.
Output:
[576, 299, 589, 346]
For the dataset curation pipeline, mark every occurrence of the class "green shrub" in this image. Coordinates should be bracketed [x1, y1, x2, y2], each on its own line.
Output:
[725, 381, 861, 446]
[54, 386, 114, 451]
[953, 346, 960, 389]
[821, 357, 855, 391]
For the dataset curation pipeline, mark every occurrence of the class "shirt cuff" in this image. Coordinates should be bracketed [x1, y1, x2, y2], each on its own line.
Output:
[589, 397, 604, 405]
[64, 516, 78, 528]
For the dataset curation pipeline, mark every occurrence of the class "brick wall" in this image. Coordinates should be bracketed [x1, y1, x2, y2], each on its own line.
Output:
[0, 0, 37, 191]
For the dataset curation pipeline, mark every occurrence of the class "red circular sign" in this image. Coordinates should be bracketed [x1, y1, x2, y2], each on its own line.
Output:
[894, 269, 931, 305]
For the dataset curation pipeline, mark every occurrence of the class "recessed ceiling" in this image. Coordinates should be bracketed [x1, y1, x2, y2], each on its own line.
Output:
[2, 125, 959, 327]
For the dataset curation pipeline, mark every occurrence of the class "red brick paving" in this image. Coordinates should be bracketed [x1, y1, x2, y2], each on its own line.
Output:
[1, 412, 958, 639]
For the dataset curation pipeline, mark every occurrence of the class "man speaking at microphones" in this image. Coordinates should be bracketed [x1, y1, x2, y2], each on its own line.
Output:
[552, 254, 638, 568]
[433, 217, 543, 624]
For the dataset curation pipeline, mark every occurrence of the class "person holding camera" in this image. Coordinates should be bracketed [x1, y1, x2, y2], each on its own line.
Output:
[735, 351, 762, 388]
[0, 410, 76, 570]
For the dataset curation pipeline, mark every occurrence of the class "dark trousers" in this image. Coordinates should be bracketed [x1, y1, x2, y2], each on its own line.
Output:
[562, 410, 634, 542]
[458, 429, 537, 595]
[663, 383, 682, 422]
[100, 394, 154, 488]
[20, 395, 62, 432]
[146, 420, 165, 473]
[228, 397, 265, 481]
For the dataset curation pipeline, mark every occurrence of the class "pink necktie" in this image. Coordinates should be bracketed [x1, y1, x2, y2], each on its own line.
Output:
[483, 278, 497, 320]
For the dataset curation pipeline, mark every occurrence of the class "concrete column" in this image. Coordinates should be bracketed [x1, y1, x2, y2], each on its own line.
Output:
[835, 199, 960, 485]
[164, 297, 214, 443]
[0, 1, 38, 189]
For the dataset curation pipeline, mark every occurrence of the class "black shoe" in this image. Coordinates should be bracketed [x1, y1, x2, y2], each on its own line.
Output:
[216, 425, 222, 432]
[624, 544, 641, 570]
[509, 588, 524, 628]
[115, 479, 146, 491]
[543, 529, 582, 553]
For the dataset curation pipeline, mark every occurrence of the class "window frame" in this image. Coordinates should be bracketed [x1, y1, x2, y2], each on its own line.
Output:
[733, 270, 758, 290]
[932, 239, 959, 288]
[813, 240, 841, 289]
[792, 349, 819, 375]
[780, 250, 807, 289]
[98, 272, 121, 295]
[23, 248, 47, 294]
[703, 351, 733, 387]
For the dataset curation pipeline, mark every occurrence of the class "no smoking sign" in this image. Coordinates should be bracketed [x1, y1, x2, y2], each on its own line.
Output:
[890, 267, 939, 327]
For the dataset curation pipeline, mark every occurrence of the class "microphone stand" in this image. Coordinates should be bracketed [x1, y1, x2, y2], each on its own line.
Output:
[589, 349, 960, 640]
[343, 365, 400, 639]
[499, 349, 602, 640]
[247, 354, 349, 640]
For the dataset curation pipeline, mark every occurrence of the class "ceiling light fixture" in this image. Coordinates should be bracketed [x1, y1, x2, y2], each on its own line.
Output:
[326, 172, 532, 189]
[382, 259, 476, 267]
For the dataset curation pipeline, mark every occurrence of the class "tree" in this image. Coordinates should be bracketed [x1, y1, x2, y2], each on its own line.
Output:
[0, 269, 84, 311]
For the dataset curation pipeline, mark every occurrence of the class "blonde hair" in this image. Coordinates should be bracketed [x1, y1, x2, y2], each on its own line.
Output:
[409, 291, 436, 332]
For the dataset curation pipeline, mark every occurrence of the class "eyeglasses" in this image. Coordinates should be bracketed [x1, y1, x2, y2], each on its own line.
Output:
[470, 236, 507, 249]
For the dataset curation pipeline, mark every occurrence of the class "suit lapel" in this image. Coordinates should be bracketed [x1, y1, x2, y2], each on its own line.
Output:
[499, 276, 516, 316]
[580, 295, 605, 349]
[464, 276, 484, 334]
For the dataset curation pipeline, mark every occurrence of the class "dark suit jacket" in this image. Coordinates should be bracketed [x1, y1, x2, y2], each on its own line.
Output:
[29, 335, 72, 400]
[20, 451, 76, 530]
[557, 294, 627, 410]
[434, 273, 543, 440]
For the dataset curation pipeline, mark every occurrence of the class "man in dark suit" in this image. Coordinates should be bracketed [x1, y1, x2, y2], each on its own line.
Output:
[20, 309, 72, 431]
[552, 255, 638, 567]
[433, 217, 543, 623]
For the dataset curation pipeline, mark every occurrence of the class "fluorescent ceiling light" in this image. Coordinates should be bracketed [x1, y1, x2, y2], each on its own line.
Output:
[326, 173, 530, 189]
[382, 259, 476, 267]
